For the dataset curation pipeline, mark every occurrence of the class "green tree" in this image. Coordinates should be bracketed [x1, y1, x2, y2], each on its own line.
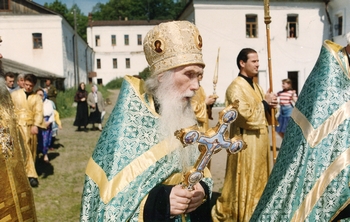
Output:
[43, 0, 68, 16]
[138, 67, 151, 80]
[65, 5, 88, 40]
[43, 0, 88, 40]
[91, 0, 185, 21]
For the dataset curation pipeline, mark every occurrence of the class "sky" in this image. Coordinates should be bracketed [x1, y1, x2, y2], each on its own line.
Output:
[33, 0, 109, 15]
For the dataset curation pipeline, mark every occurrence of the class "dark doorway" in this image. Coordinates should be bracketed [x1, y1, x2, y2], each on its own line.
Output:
[288, 71, 299, 94]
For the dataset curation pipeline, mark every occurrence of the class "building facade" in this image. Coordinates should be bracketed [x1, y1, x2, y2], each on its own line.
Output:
[178, 0, 332, 102]
[328, 0, 350, 45]
[0, 0, 93, 89]
[86, 18, 168, 85]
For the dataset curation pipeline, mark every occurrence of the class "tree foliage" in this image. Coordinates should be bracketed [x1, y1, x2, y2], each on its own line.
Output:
[43, 0, 87, 40]
[91, 0, 186, 21]
[42, 0, 188, 40]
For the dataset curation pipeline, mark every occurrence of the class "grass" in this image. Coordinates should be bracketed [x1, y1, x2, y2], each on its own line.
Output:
[56, 84, 111, 118]
[32, 89, 119, 222]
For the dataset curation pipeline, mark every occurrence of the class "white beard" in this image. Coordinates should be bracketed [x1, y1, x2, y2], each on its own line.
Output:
[155, 74, 198, 172]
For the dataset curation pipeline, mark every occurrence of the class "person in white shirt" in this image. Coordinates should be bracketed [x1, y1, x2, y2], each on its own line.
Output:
[36, 88, 55, 162]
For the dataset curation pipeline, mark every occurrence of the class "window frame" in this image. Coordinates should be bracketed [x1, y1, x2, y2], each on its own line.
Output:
[246, 14, 258, 38]
[95, 35, 100, 47]
[111, 35, 116, 46]
[124, 35, 129, 45]
[137, 34, 142, 45]
[96, 59, 101, 69]
[287, 14, 299, 38]
[334, 12, 344, 36]
[113, 58, 117, 69]
[126, 58, 130, 68]
[0, 0, 10, 10]
[32, 33, 43, 49]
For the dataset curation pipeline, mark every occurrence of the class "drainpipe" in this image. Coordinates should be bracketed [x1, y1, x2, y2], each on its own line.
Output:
[85, 46, 88, 83]
[73, 9, 80, 85]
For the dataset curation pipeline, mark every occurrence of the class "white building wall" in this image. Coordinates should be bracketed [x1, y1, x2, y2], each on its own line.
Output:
[87, 25, 153, 84]
[0, 15, 93, 89]
[0, 15, 64, 74]
[328, 0, 350, 46]
[183, 1, 327, 103]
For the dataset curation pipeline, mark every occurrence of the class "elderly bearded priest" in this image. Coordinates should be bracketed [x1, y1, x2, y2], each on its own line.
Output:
[80, 21, 212, 221]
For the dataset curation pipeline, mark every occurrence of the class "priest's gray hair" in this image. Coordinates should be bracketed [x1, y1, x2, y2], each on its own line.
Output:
[144, 69, 174, 96]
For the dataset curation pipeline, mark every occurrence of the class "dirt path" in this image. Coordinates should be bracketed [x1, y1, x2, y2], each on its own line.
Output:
[32, 89, 120, 222]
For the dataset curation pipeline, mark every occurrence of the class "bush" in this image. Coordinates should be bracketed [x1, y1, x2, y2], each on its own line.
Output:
[56, 88, 76, 119]
[105, 67, 150, 90]
[105, 77, 124, 89]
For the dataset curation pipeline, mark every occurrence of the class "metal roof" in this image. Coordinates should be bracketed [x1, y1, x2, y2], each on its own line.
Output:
[2, 58, 65, 79]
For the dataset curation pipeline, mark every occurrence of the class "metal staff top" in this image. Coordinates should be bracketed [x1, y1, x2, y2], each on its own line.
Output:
[174, 100, 247, 190]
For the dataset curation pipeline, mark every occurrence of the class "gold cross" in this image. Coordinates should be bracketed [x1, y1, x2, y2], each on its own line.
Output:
[175, 100, 246, 190]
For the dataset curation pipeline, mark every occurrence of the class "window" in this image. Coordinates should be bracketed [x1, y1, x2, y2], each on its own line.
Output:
[124, 35, 129, 45]
[95, 35, 100, 46]
[246, 15, 257, 38]
[97, 59, 101, 69]
[335, 15, 343, 36]
[126, 58, 130, 68]
[111, 35, 116, 46]
[287, 15, 298, 38]
[33, 33, 43, 49]
[0, 0, 10, 10]
[113, 58, 117, 69]
[288, 71, 299, 94]
[137, 34, 142, 45]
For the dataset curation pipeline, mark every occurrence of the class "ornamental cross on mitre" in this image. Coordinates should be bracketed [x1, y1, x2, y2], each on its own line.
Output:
[174, 100, 247, 190]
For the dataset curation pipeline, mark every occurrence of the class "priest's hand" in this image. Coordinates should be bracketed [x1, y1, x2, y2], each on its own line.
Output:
[265, 91, 278, 108]
[186, 183, 206, 213]
[169, 185, 193, 216]
[31, 126, 38, 135]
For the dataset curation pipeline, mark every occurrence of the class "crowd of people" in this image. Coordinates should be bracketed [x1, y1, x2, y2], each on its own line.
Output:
[1, 21, 349, 222]
[7, 73, 61, 187]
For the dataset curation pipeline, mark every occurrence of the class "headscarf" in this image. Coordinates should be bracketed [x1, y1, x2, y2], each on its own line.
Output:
[93, 84, 98, 93]
[78, 82, 86, 92]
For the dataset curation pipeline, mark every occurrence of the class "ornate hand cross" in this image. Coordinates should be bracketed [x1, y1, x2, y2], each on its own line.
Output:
[175, 100, 246, 190]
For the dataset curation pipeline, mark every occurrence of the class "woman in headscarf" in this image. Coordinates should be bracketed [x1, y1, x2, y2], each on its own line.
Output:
[87, 84, 105, 131]
[73, 82, 89, 131]
[36, 88, 54, 162]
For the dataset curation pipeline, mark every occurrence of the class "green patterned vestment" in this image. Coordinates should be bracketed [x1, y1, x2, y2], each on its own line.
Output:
[80, 76, 212, 221]
[251, 40, 350, 221]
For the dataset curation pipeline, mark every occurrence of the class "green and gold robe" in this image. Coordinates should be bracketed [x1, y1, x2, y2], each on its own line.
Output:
[80, 76, 212, 221]
[251, 40, 350, 221]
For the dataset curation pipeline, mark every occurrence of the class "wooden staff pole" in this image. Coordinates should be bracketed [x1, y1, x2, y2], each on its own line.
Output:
[264, 0, 277, 165]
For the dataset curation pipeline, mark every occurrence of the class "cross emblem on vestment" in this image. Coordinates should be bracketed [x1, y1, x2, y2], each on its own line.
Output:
[175, 100, 246, 190]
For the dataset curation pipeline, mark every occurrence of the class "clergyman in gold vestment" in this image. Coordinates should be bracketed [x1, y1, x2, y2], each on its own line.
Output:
[0, 76, 37, 221]
[191, 84, 217, 132]
[212, 48, 278, 221]
[11, 74, 43, 187]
